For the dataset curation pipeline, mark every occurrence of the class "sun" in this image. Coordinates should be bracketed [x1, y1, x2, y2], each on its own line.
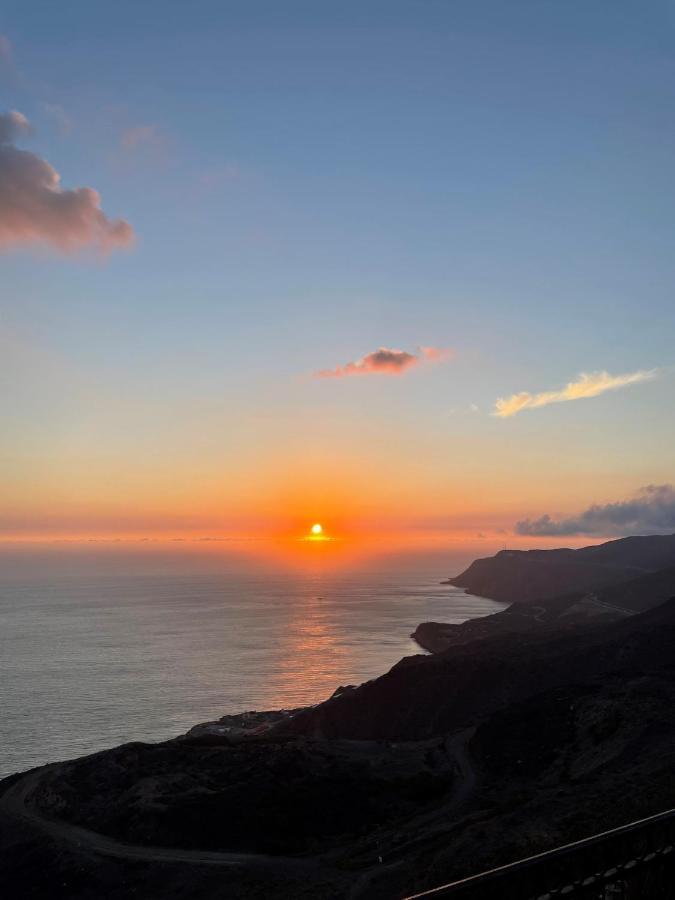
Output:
[301, 522, 331, 543]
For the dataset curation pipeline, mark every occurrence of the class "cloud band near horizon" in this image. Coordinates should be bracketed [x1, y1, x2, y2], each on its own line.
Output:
[316, 345, 451, 378]
[494, 368, 656, 417]
[516, 484, 675, 537]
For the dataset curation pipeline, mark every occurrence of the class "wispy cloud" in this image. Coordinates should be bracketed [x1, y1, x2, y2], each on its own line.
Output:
[114, 122, 170, 172]
[516, 484, 675, 537]
[0, 34, 12, 64]
[0, 110, 134, 254]
[494, 369, 657, 418]
[119, 123, 163, 151]
[41, 102, 73, 136]
[316, 345, 452, 378]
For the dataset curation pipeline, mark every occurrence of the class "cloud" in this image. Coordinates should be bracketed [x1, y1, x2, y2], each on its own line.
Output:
[494, 369, 657, 418]
[316, 345, 451, 378]
[0, 35, 26, 91]
[0, 110, 134, 254]
[418, 346, 449, 362]
[0, 109, 30, 143]
[516, 485, 675, 537]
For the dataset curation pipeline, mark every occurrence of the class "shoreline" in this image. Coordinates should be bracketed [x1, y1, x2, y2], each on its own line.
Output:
[0, 568, 502, 778]
[411, 584, 515, 653]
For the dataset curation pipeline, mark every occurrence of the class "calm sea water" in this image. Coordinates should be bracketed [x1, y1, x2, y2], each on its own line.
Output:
[0, 541, 505, 777]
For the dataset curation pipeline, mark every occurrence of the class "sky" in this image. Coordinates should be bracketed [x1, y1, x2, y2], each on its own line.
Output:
[2, 0, 675, 542]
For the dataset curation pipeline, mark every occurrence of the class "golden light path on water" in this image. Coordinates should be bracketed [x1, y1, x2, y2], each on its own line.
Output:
[0, 535, 519, 776]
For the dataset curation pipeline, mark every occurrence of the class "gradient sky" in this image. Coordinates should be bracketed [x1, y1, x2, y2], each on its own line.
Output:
[2, 0, 675, 540]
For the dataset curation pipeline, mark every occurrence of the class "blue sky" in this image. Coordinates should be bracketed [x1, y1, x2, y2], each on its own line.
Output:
[2, 1, 675, 538]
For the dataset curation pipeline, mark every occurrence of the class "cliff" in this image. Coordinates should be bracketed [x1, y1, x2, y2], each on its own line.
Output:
[449, 533, 675, 604]
[414, 565, 675, 654]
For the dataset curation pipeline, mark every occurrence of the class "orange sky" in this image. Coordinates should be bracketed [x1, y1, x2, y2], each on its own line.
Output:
[2, 9, 675, 548]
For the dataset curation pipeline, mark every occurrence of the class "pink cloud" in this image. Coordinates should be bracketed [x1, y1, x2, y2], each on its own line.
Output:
[419, 346, 452, 362]
[0, 110, 134, 254]
[0, 110, 29, 143]
[316, 345, 452, 378]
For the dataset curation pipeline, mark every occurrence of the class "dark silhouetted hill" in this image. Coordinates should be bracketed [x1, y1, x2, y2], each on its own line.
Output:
[414, 563, 675, 653]
[282, 597, 675, 741]
[450, 533, 675, 604]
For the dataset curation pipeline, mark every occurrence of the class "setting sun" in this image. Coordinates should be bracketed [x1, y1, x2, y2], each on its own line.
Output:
[302, 522, 331, 543]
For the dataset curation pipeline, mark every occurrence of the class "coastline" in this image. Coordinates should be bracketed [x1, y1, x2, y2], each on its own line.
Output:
[411, 590, 514, 653]
[4, 535, 675, 899]
[0, 560, 504, 779]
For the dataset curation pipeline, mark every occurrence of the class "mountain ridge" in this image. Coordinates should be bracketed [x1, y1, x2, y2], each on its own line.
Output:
[449, 533, 675, 604]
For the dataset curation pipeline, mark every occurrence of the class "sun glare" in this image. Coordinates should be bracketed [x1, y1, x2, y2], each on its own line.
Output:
[302, 522, 330, 543]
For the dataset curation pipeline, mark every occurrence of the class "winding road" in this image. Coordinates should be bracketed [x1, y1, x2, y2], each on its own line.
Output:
[346, 728, 479, 899]
[0, 766, 318, 872]
[1, 729, 479, 896]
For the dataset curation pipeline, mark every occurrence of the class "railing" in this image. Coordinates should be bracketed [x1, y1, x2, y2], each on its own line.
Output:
[403, 806, 675, 900]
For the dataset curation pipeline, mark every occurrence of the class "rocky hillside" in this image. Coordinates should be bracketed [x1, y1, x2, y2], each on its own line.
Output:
[7, 597, 675, 899]
[449, 533, 675, 604]
[282, 597, 675, 741]
[414, 562, 675, 653]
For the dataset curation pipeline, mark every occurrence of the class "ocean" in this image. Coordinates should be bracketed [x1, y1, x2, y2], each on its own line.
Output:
[0, 541, 505, 778]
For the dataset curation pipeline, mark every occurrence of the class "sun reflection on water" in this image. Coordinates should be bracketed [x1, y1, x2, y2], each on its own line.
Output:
[264, 586, 351, 707]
